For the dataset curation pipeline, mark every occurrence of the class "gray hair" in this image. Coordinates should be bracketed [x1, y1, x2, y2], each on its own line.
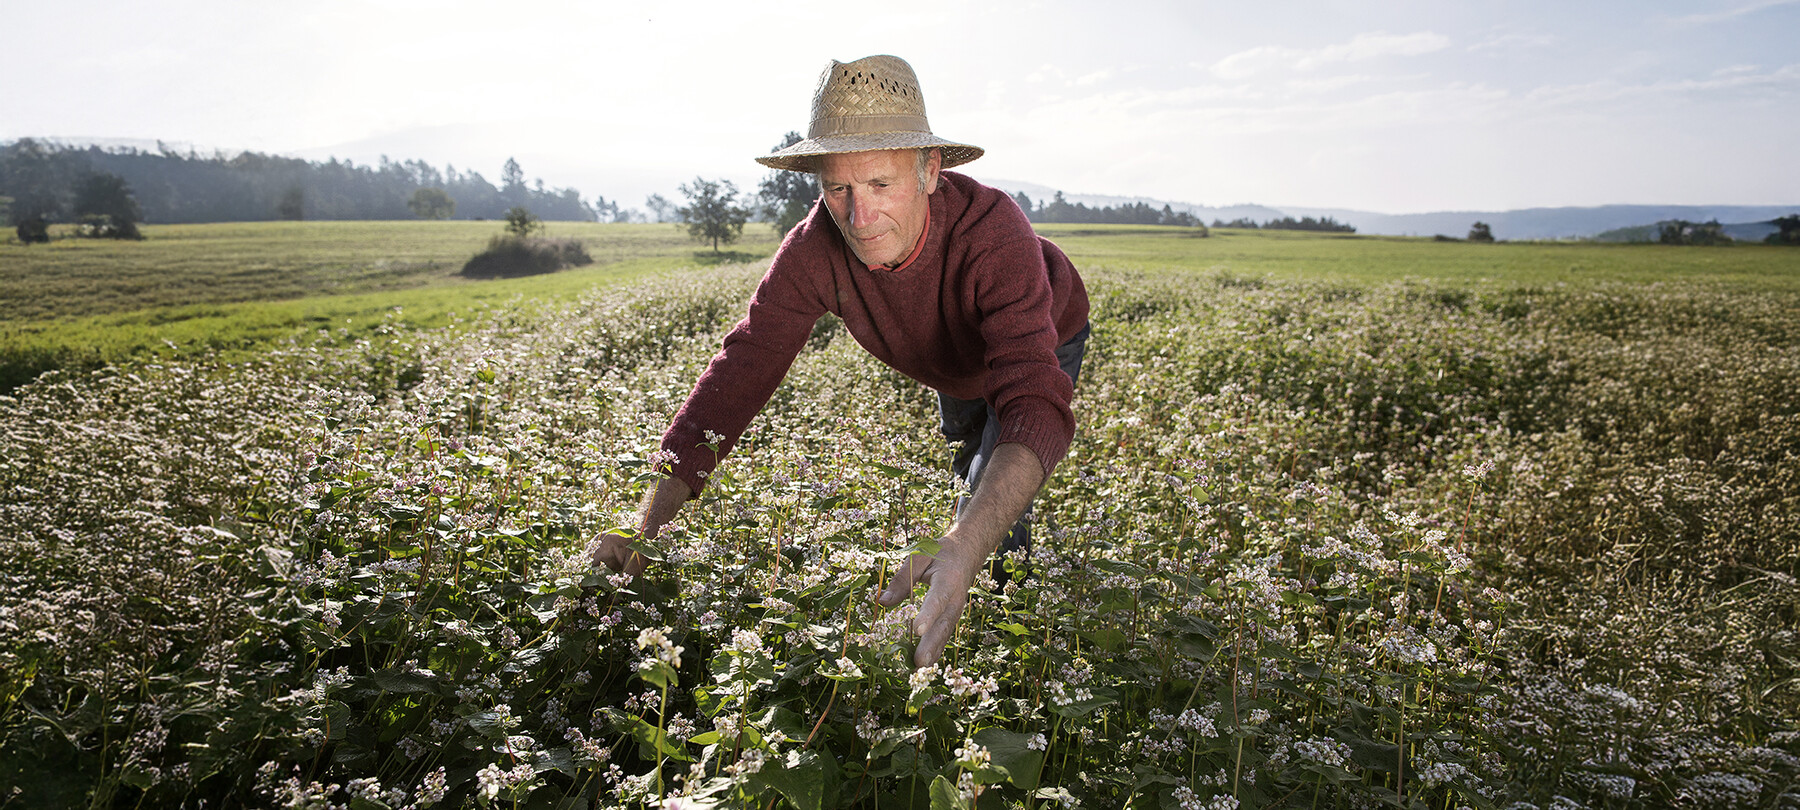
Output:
[915, 148, 940, 191]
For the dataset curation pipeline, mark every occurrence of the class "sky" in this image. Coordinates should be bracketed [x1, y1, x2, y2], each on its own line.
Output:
[4, 0, 1797, 215]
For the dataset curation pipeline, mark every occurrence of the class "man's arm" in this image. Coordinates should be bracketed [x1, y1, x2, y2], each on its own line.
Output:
[592, 475, 693, 576]
[876, 441, 1044, 668]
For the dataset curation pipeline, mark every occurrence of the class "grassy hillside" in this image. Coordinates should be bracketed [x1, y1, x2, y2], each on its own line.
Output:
[0, 221, 782, 391]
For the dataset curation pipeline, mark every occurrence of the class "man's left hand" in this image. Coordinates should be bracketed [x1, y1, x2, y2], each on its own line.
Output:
[875, 538, 987, 668]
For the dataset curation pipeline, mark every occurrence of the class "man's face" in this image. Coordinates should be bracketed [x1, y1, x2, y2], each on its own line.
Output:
[819, 148, 941, 268]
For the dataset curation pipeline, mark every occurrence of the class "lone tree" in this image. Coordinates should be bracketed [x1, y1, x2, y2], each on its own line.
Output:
[408, 187, 456, 220]
[72, 171, 144, 239]
[1467, 221, 1495, 242]
[678, 176, 749, 253]
[757, 131, 820, 237]
[503, 206, 542, 237]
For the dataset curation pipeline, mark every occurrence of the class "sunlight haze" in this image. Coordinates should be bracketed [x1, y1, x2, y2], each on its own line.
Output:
[4, 0, 1796, 215]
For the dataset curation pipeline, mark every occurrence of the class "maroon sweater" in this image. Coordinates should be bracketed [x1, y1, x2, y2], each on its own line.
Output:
[659, 171, 1089, 495]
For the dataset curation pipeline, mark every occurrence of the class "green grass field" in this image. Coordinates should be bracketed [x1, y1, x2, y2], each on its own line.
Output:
[1038, 224, 1800, 287]
[0, 221, 783, 390]
[5, 221, 1795, 392]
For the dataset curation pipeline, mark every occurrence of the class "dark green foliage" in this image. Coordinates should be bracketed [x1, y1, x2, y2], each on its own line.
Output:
[276, 186, 305, 220]
[0, 137, 70, 226]
[407, 187, 455, 220]
[1213, 217, 1262, 229]
[71, 172, 144, 239]
[757, 132, 820, 237]
[678, 176, 749, 252]
[503, 206, 542, 237]
[1659, 219, 1731, 246]
[0, 140, 598, 223]
[460, 233, 590, 278]
[14, 215, 49, 244]
[1467, 221, 1495, 243]
[1026, 190, 1206, 227]
[1766, 214, 1800, 245]
[1264, 215, 1356, 233]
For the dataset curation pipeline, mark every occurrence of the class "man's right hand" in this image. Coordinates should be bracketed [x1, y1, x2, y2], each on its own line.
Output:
[592, 475, 693, 577]
[591, 532, 648, 576]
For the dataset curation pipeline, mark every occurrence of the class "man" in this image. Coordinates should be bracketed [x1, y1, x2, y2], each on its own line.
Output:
[593, 55, 1089, 668]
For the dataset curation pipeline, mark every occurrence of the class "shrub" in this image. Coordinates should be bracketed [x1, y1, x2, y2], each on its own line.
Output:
[460, 234, 592, 278]
[14, 215, 49, 244]
[75, 213, 143, 240]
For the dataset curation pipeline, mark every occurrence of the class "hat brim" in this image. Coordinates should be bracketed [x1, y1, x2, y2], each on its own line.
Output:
[756, 132, 983, 173]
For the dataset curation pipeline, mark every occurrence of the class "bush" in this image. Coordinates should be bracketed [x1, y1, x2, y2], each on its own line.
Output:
[14, 215, 49, 244]
[75, 213, 142, 240]
[460, 234, 592, 278]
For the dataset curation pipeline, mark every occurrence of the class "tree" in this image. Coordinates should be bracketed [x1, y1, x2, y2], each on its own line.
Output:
[503, 206, 542, 237]
[1467, 221, 1495, 243]
[277, 186, 305, 220]
[408, 187, 456, 220]
[645, 194, 675, 223]
[1766, 214, 1800, 246]
[71, 171, 143, 239]
[1012, 191, 1035, 221]
[677, 177, 749, 253]
[501, 158, 526, 202]
[756, 132, 821, 237]
[1660, 219, 1730, 246]
[1, 137, 68, 228]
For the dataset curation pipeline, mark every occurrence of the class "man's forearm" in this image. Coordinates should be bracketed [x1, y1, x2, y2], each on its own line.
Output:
[640, 475, 692, 538]
[944, 442, 1043, 563]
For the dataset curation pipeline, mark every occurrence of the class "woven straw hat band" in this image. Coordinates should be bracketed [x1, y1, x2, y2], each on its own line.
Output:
[756, 55, 983, 173]
[810, 113, 931, 139]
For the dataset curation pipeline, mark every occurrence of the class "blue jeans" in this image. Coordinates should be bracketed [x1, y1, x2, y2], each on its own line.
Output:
[936, 323, 1090, 581]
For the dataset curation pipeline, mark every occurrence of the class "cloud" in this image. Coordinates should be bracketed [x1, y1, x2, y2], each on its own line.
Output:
[1465, 32, 1558, 53]
[1211, 31, 1450, 79]
[1664, 0, 1800, 25]
[1523, 64, 1800, 107]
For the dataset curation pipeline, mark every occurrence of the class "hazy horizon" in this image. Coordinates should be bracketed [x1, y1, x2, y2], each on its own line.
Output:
[6, 0, 1797, 216]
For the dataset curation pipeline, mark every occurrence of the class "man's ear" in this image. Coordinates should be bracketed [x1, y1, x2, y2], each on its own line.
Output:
[924, 148, 943, 195]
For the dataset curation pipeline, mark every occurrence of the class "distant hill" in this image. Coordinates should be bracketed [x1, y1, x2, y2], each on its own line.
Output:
[984, 178, 1798, 241]
[1277, 205, 1800, 241]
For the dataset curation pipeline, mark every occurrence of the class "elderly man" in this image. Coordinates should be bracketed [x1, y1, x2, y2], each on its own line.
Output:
[593, 55, 1089, 667]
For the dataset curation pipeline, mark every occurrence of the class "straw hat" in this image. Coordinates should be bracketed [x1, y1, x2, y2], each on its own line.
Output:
[756, 55, 983, 173]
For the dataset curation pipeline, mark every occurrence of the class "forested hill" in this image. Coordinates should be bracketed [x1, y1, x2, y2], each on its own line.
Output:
[0, 139, 598, 224]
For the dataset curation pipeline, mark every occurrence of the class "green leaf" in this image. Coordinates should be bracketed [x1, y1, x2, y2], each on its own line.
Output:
[929, 775, 967, 809]
[973, 727, 1044, 790]
[612, 713, 692, 763]
[637, 659, 678, 690]
[1080, 627, 1127, 651]
[750, 750, 829, 810]
[372, 667, 439, 696]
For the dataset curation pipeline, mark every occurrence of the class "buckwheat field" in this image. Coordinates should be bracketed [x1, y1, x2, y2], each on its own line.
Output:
[3, 227, 1796, 809]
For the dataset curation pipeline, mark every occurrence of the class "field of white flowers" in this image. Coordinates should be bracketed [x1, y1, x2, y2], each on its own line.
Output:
[3, 262, 1796, 809]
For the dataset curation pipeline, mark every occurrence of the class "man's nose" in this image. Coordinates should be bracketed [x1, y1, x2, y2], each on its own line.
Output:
[849, 195, 877, 229]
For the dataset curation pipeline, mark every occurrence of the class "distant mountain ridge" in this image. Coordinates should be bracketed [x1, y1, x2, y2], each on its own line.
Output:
[983, 178, 1798, 241]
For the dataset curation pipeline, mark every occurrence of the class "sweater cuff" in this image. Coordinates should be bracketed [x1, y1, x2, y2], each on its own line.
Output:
[997, 408, 1073, 478]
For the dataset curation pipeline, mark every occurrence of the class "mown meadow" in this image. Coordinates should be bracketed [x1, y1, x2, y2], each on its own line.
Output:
[2, 223, 1797, 809]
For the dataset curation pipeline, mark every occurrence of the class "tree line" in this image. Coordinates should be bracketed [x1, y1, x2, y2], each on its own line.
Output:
[1013, 190, 1205, 227]
[1211, 215, 1357, 233]
[0, 139, 599, 231]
